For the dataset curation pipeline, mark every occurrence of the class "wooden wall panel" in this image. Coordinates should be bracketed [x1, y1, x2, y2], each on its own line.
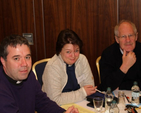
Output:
[0, 0, 34, 37]
[0, 0, 4, 39]
[43, 0, 117, 85]
[119, 0, 141, 42]
[34, 0, 46, 60]
[0, 0, 47, 64]
[2, 0, 141, 85]
[0, 0, 38, 63]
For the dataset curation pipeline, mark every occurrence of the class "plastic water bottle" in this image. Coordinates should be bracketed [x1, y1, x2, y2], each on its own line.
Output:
[131, 81, 140, 105]
[105, 87, 114, 113]
[109, 100, 119, 113]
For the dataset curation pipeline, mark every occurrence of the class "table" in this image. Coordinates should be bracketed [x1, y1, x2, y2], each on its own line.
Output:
[61, 90, 141, 113]
[75, 90, 141, 113]
[76, 99, 95, 112]
[113, 90, 131, 113]
[113, 90, 141, 112]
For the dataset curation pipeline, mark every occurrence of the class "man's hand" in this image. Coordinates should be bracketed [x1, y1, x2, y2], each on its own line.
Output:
[120, 50, 136, 74]
[83, 85, 97, 96]
[65, 106, 79, 113]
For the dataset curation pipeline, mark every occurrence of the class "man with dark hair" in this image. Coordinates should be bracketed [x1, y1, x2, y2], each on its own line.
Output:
[0, 35, 78, 113]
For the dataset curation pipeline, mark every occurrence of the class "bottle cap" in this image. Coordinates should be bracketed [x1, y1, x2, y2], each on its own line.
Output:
[112, 100, 116, 104]
[133, 81, 138, 85]
[107, 87, 111, 91]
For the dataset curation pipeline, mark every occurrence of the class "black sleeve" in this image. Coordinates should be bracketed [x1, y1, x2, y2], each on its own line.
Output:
[97, 44, 125, 91]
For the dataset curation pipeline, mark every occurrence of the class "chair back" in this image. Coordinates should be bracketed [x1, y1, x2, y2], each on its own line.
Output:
[32, 58, 50, 86]
[96, 56, 101, 84]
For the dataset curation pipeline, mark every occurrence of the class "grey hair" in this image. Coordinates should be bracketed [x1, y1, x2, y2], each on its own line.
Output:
[114, 20, 137, 36]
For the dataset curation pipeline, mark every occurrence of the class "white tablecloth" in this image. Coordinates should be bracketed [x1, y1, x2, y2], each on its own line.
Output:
[75, 90, 135, 113]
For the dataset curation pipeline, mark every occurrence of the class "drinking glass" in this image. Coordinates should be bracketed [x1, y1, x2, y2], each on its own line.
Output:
[118, 91, 125, 110]
[118, 91, 125, 104]
[93, 97, 103, 113]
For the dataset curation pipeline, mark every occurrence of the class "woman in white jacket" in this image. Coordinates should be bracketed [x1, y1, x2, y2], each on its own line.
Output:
[42, 29, 97, 105]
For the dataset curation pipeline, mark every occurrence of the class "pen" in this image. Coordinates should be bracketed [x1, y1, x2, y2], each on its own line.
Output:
[96, 89, 105, 94]
[125, 95, 131, 103]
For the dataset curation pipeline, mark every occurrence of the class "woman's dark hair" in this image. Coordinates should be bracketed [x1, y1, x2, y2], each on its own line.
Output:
[56, 29, 83, 55]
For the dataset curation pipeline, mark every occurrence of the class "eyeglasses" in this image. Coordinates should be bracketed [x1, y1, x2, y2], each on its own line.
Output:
[117, 34, 136, 39]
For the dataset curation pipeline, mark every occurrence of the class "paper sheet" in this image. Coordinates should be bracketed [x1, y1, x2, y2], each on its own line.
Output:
[135, 107, 141, 112]
[61, 103, 95, 113]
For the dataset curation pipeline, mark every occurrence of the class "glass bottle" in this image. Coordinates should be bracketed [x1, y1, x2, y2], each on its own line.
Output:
[131, 81, 140, 105]
[105, 87, 114, 113]
[109, 100, 119, 113]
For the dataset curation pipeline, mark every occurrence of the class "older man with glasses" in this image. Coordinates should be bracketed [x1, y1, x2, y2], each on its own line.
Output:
[98, 20, 141, 91]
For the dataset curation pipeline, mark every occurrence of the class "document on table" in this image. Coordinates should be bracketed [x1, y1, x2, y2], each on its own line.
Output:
[61, 103, 95, 113]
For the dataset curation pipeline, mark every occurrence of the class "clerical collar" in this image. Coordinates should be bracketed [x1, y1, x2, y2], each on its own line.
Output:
[68, 64, 73, 67]
[65, 63, 74, 67]
[3, 70, 23, 85]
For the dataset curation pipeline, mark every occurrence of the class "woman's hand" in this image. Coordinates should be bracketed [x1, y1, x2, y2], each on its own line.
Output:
[65, 106, 79, 113]
[84, 85, 97, 96]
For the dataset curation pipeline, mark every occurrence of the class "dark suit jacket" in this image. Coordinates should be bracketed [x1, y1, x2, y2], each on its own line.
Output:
[98, 41, 141, 91]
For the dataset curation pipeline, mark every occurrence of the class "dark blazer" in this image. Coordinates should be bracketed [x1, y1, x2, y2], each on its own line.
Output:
[98, 41, 141, 91]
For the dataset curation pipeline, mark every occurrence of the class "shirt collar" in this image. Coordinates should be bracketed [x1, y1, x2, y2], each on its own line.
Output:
[119, 48, 133, 55]
[3, 69, 23, 85]
[120, 48, 123, 54]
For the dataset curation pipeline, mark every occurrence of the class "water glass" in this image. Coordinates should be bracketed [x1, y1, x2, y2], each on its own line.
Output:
[93, 97, 103, 112]
[118, 91, 125, 110]
[118, 91, 125, 104]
